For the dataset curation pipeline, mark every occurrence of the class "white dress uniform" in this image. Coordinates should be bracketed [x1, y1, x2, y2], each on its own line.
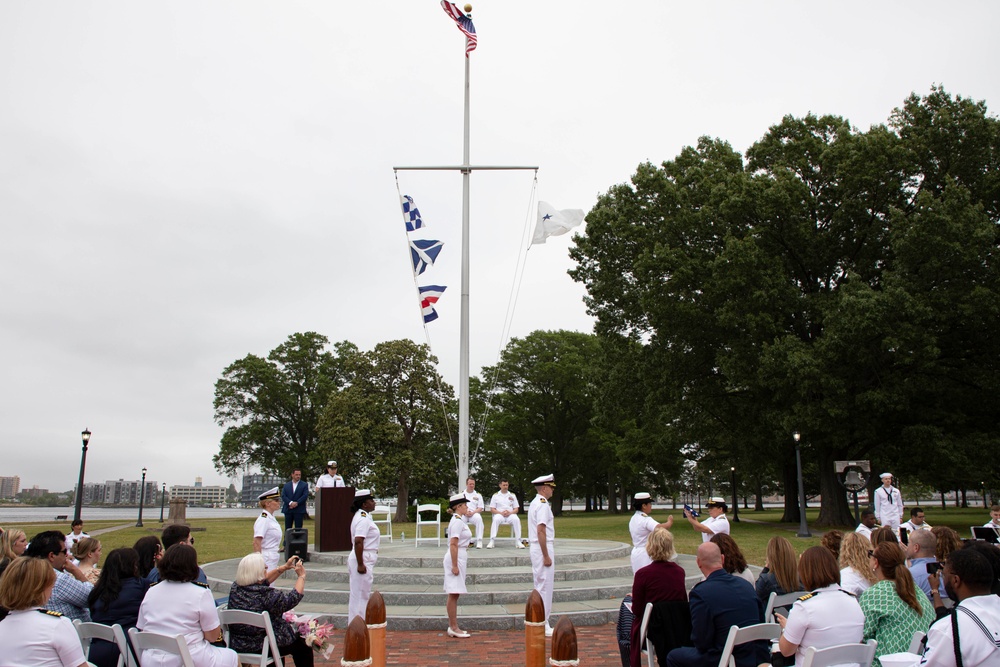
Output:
[629, 511, 660, 573]
[855, 523, 874, 539]
[873, 484, 903, 531]
[443, 515, 473, 594]
[839, 566, 873, 596]
[316, 473, 345, 488]
[781, 585, 864, 667]
[700, 513, 730, 542]
[0, 608, 88, 667]
[900, 518, 932, 533]
[253, 508, 282, 569]
[489, 490, 522, 542]
[347, 509, 381, 623]
[462, 489, 485, 544]
[137, 581, 238, 667]
[920, 594, 1000, 667]
[527, 493, 555, 622]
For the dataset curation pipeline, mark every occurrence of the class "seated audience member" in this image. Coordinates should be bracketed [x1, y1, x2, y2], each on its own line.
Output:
[629, 527, 688, 667]
[839, 532, 877, 596]
[72, 537, 102, 584]
[136, 544, 237, 667]
[146, 524, 207, 584]
[710, 533, 755, 585]
[920, 547, 1000, 667]
[228, 553, 314, 666]
[931, 526, 962, 564]
[960, 541, 1000, 595]
[0, 556, 89, 667]
[870, 525, 898, 548]
[906, 529, 946, 602]
[665, 542, 766, 667]
[0, 527, 28, 577]
[133, 536, 163, 583]
[984, 504, 1000, 530]
[87, 548, 148, 667]
[900, 506, 932, 534]
[65, 519, 89, 558]
[859, 542, 934, 664]
[855, 510, 877, 539]
[775, 546, 864, 667]
[24, 530, 93, 622]
[820, 530, 843, 562]
[756, 536, 800, 604]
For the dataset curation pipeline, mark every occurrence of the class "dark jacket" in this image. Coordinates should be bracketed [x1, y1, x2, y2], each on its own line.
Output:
[227, 581, 304, 652]
[282, 481, 309, 516]
[754, 568, 788, 603]
[630, 560, 688, 667]
[88, 577, 148, 667]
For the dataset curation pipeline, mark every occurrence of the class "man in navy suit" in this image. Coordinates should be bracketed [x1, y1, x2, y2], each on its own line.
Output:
[281, 468, 309, 532]
[666, 542, 767, 667]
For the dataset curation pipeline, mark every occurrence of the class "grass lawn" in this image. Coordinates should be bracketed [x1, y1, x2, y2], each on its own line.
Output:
[5, 504, 989, 569]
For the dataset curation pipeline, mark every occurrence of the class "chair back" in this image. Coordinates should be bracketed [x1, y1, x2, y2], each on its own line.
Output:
[638, 602, 655, 667]
[127, 627, 196, 667]
[219, 608, 280, 667]
[371, 505, 393, 542]
[717, 622, 781, 667]
[74, 620, 134, 667]
[415, 503, 442, 547]
[801, 639, 877, 667]
[764, 590, 809, 622]
[645, 599, 693, 666]
[907, 630, 926, 655]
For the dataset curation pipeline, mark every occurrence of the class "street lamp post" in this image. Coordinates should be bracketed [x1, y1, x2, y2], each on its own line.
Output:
[793, 432, 812, 537]
[708, 470, 713, 504]
[730, 467, 740, 522]
[73, 429, 92, 523]
[160, 483, 167, 522]
[136, 467, 147, 527]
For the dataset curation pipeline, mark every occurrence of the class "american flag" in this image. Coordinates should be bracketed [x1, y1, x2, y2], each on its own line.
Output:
[440, 1, 477, 56]
[419, 285, 447, 323]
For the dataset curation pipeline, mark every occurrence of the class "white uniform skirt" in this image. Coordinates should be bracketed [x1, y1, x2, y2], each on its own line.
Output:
[443, 547, 469, 594]
[631, 546, 652, 574]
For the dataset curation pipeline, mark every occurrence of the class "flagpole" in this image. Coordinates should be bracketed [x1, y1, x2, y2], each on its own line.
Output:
[458, 52, 471, 491]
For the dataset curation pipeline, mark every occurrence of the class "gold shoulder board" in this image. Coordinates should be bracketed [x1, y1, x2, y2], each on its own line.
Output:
[38, 608, 63, 617]
[798, 592, 814, 601]
[193, 581, 210, 588]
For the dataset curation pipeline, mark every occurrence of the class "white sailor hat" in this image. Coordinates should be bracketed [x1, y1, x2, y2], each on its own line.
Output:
[354, 488, 373, 499]
[531, 474, 556, 487]
[449, 493, 468, 508]
[705, 497, 728, 508]
[258, 487, 280, 501]
[327, 460, 338, 468]
[634, 492, 651, 501]
[880, 472, 893, 479]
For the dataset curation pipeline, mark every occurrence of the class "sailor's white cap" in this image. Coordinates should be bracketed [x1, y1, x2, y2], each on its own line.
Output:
[531, 474, 556, 487]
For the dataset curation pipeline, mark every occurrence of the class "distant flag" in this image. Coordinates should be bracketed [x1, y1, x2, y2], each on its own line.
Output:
[401, 195, 424, 232]
[531, 201, 586, 245]
[410, 238, 444, 275]
[419, 285, 447, 323]
[441, 1, 478, 56]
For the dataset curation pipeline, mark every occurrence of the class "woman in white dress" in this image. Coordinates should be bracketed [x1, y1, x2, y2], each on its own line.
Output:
[444, 492, 473, 638]
[136, 544, 238, 667]
[629, 492, 673, 574]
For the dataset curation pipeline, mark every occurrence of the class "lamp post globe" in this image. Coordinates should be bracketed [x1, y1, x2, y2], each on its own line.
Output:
[73, 429, 92, 523]
[136, 467, 147, 527]
[792, 431, 811, 537]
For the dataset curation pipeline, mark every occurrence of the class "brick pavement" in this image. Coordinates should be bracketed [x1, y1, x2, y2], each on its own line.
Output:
[313, 623, 623, 666]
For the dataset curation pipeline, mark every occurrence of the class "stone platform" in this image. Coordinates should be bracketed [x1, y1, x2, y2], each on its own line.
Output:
[203, 538, 705, 631]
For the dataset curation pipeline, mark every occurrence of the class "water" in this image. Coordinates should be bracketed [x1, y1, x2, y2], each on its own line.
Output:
[0, 506, 264, 524]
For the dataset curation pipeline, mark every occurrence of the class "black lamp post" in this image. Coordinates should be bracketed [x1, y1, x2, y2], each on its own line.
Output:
[793, 432, 812, 537]
[708, 470, 713, 504]
[73, 428, 92, 523]
[136, 467, 147, 527]
[160, 483, 167, 522]
[730, 466, 740, 522]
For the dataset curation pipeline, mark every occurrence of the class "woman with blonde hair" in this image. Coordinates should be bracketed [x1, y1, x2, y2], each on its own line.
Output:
[839, 531, 877, 596]
[859, 541, 934, 665]
[930, 525, 961, 563]
[0, 527, 28, 577]
[755, 535, 799, 603]
[0, 556, 89, 666]
[72, 537, 102, 584]
[628, 527, 687, 667]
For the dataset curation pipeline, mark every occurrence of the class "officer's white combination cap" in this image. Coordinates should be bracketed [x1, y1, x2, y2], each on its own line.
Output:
[706, 497, 727, 505]
[634, 492, 651, 501]
[327, 460, 338, 467]
[354, 488, 373, 498]
[531, 474, 556, 486]
[880, 472, 892, 479]
[258, 487, 280, 501]
[449, 493, 468, 508]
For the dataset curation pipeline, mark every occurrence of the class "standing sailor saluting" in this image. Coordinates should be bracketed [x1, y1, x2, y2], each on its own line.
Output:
[347, 489, 380, 624]
[253, 487, 283, 570]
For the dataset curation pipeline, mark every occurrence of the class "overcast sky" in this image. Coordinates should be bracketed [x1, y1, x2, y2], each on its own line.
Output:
[2, 1, 997, 493]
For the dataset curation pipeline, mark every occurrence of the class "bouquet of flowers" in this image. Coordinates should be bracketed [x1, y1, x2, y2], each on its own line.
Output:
[283, 612, 336, 659]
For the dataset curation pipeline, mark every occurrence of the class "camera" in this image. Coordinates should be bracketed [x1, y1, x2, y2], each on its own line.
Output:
[926, 562, 944, 575]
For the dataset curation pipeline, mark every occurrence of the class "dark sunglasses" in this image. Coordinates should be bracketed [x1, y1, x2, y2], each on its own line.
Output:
[868, 550, 875, 558]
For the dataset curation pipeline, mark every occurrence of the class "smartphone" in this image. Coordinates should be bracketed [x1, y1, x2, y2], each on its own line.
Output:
[683, 504, 700, 518]
[926, 562, 943, 575]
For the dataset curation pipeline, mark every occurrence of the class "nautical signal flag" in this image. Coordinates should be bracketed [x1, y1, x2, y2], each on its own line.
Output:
[441, 1, 477, 56]
[401, 195, 424, 232]
[419, 285, 447, 324]
[410, 238, 444, 275]
[531, 202, 585, 245]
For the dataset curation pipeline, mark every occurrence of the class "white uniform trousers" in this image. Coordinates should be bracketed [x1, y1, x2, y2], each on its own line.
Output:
[463, 513, 485, 541]
[490, 513, 521, 541]
[631, 547, 652, 574]
[347, 549, 378, 624]
[529, 543, 555, 622]
[262, 550, 279, 570]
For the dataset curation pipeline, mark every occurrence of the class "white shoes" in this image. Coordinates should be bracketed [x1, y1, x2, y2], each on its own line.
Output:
[476, 539, 483, 549]
[544, 624, 554, 637]
[447, 627, 471, 638]
[486, 540, 495, 549]
[515, 541, 526, 549]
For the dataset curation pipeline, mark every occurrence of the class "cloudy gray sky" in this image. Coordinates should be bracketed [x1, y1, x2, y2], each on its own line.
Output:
[2, 1, 997, 493]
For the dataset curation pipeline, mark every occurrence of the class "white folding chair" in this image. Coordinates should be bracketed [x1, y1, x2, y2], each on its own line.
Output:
[219, 609, 281, 667]
[415, 503, 442, 547]
[637, 602, 655, 667]
[128, 627, 195, 667]
[74, 620, 135, 667]
[717, 622, 781, 667]
[764, 590, 809, 623]
[371, 505, 393, 542]
[801, 639, 877, 667]
[908, 630, 926, 655]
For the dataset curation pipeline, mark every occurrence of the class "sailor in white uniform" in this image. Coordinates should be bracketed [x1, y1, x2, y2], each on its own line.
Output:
[900, 506, 932, 534]
[487, 479, 525, 549]
[315, 460, 346, 488]
[629, 492, 674, 573]
[461, 477, 486, 549]
[443, 492, 474, 638]
[683, 497, 731, 542]
[527, 473, 557, 636]
[873, 472, 903, 532]
[253, 487, 283, 570]
[347, 488, 381, 624]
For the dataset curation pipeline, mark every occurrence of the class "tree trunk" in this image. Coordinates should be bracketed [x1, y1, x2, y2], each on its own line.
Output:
[955, 488, 960, 508]
[816, 449, 855, 527]
[394, 472, 410, 523]
[607, 474, 618, 514]
[961, 488, 968, 508]
[755, 478, 765, 512]
[780, 455, 799, 523]
[940, 489, 946, 511]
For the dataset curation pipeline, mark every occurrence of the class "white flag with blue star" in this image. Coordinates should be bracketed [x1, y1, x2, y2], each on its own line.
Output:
[531, 201, 585, 245]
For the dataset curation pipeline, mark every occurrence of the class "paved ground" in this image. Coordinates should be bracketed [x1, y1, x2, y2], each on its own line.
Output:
[312, 623, 622, 666]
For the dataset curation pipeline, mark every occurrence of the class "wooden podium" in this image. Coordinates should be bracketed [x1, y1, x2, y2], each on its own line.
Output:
[314, 487, 354, 551]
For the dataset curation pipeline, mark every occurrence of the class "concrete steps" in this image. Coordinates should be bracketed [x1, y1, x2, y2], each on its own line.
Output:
[203, 539, 704, 631]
